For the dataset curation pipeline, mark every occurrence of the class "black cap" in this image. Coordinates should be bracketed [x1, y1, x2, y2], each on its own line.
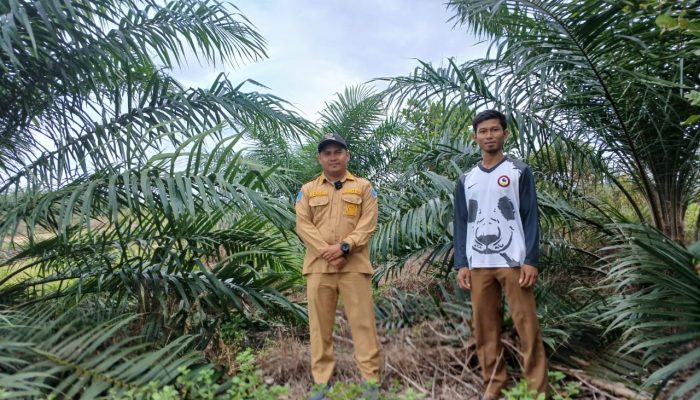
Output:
[317, 133, 348, 152]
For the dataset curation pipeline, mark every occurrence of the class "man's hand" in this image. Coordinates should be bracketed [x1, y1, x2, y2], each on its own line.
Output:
[519, 264, 538, 288]
[321, 244, 344, 262]
[456, 267, 471, 290]
[329, 256, 347, 270]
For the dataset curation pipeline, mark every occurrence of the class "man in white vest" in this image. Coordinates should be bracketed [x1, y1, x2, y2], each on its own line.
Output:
[453, 110, 548, 399]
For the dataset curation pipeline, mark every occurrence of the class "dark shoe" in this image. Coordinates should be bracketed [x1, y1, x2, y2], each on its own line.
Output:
[361, 380, 380, 400]
[308, 383, 329, 400]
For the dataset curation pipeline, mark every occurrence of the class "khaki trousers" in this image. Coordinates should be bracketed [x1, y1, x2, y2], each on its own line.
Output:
[306, 272, 380, 384]
[470, 268, 548, 397]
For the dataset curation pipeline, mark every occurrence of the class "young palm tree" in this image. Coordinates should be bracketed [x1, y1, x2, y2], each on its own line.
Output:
[600, 224, 700, 399]
[0, 0, 309, 395]
[384, 0, 700, 242]
[379, 0, 699, 396]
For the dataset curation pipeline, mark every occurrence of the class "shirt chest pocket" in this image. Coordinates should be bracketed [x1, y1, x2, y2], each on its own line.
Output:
[341, 194, 362, 217]
[309, 196, 329, 207]
[309, 195, 329, 225]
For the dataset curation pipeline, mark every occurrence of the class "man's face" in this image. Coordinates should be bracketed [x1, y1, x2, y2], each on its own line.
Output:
[317, 143, 350, 176]
[474, 118, 508, 154]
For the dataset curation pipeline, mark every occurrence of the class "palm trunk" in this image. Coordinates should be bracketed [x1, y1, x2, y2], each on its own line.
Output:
[693, 202, 700, 242]
[653, 184, 687, 243]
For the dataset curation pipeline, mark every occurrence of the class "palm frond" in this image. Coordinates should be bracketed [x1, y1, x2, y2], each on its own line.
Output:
[598, 224, 700, 398]
[384, 0, 700, 239]
[0, 0, 281, 173]
[0, 129, 306, 329]
[364, 103, 481, 278]
[0, 73, 309, 195]
[0, 308, 201, 399]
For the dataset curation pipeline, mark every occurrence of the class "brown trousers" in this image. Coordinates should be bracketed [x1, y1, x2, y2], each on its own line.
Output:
[306, 272, 380, 384]
[470, 268, 548, 397]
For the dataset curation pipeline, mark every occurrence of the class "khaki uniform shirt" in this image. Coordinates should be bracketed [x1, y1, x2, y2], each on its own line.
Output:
[295, 171, 378, 275]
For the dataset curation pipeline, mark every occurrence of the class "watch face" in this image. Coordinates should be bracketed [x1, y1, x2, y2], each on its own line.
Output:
[341, 243, 349, 252]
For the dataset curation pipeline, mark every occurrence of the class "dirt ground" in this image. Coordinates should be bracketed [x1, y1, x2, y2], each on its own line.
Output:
[240, 263, 655, 399]
[255, 313, 652, 399]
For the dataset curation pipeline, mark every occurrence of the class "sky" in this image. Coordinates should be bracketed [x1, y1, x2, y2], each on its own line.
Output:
[172, 0, 487, 121]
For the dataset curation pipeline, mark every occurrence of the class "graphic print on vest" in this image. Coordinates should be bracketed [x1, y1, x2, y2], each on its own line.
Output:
[468, 196, 519, 266]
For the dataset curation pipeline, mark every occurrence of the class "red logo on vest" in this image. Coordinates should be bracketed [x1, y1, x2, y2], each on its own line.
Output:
[497, 175, 510, 187]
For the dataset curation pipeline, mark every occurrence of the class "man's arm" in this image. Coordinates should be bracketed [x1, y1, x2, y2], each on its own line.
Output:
[295, 187, 329, 256]
[453, 175, 469, 270]
[519, 166, 540, 267]
[341, 181, 378, 250]
[518, 166, 540, 288]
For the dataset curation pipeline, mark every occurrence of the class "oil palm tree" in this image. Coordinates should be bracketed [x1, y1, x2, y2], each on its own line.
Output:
[384, 0, 700, 242]
[379, 0, 699, 396]
[0, 0, 310, 395]
[599, 224, 700, 399]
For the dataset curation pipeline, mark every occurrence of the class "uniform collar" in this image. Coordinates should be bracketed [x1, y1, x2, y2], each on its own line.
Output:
[318, 171, 355, 184]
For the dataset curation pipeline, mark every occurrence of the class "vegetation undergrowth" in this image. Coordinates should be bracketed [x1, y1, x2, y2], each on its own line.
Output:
[314, 380, 425, 400]
[108, 349, 288, 400]
[501, 372, 581, 400]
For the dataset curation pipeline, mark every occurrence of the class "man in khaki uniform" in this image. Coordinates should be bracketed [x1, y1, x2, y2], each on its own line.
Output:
[295, 133, 380, 399]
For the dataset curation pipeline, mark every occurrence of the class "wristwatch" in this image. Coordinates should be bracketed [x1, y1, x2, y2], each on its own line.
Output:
[340, 241, 350, 255]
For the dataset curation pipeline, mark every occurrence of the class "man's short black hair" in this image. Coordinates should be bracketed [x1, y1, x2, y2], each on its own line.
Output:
[473, 109, 507, 132]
